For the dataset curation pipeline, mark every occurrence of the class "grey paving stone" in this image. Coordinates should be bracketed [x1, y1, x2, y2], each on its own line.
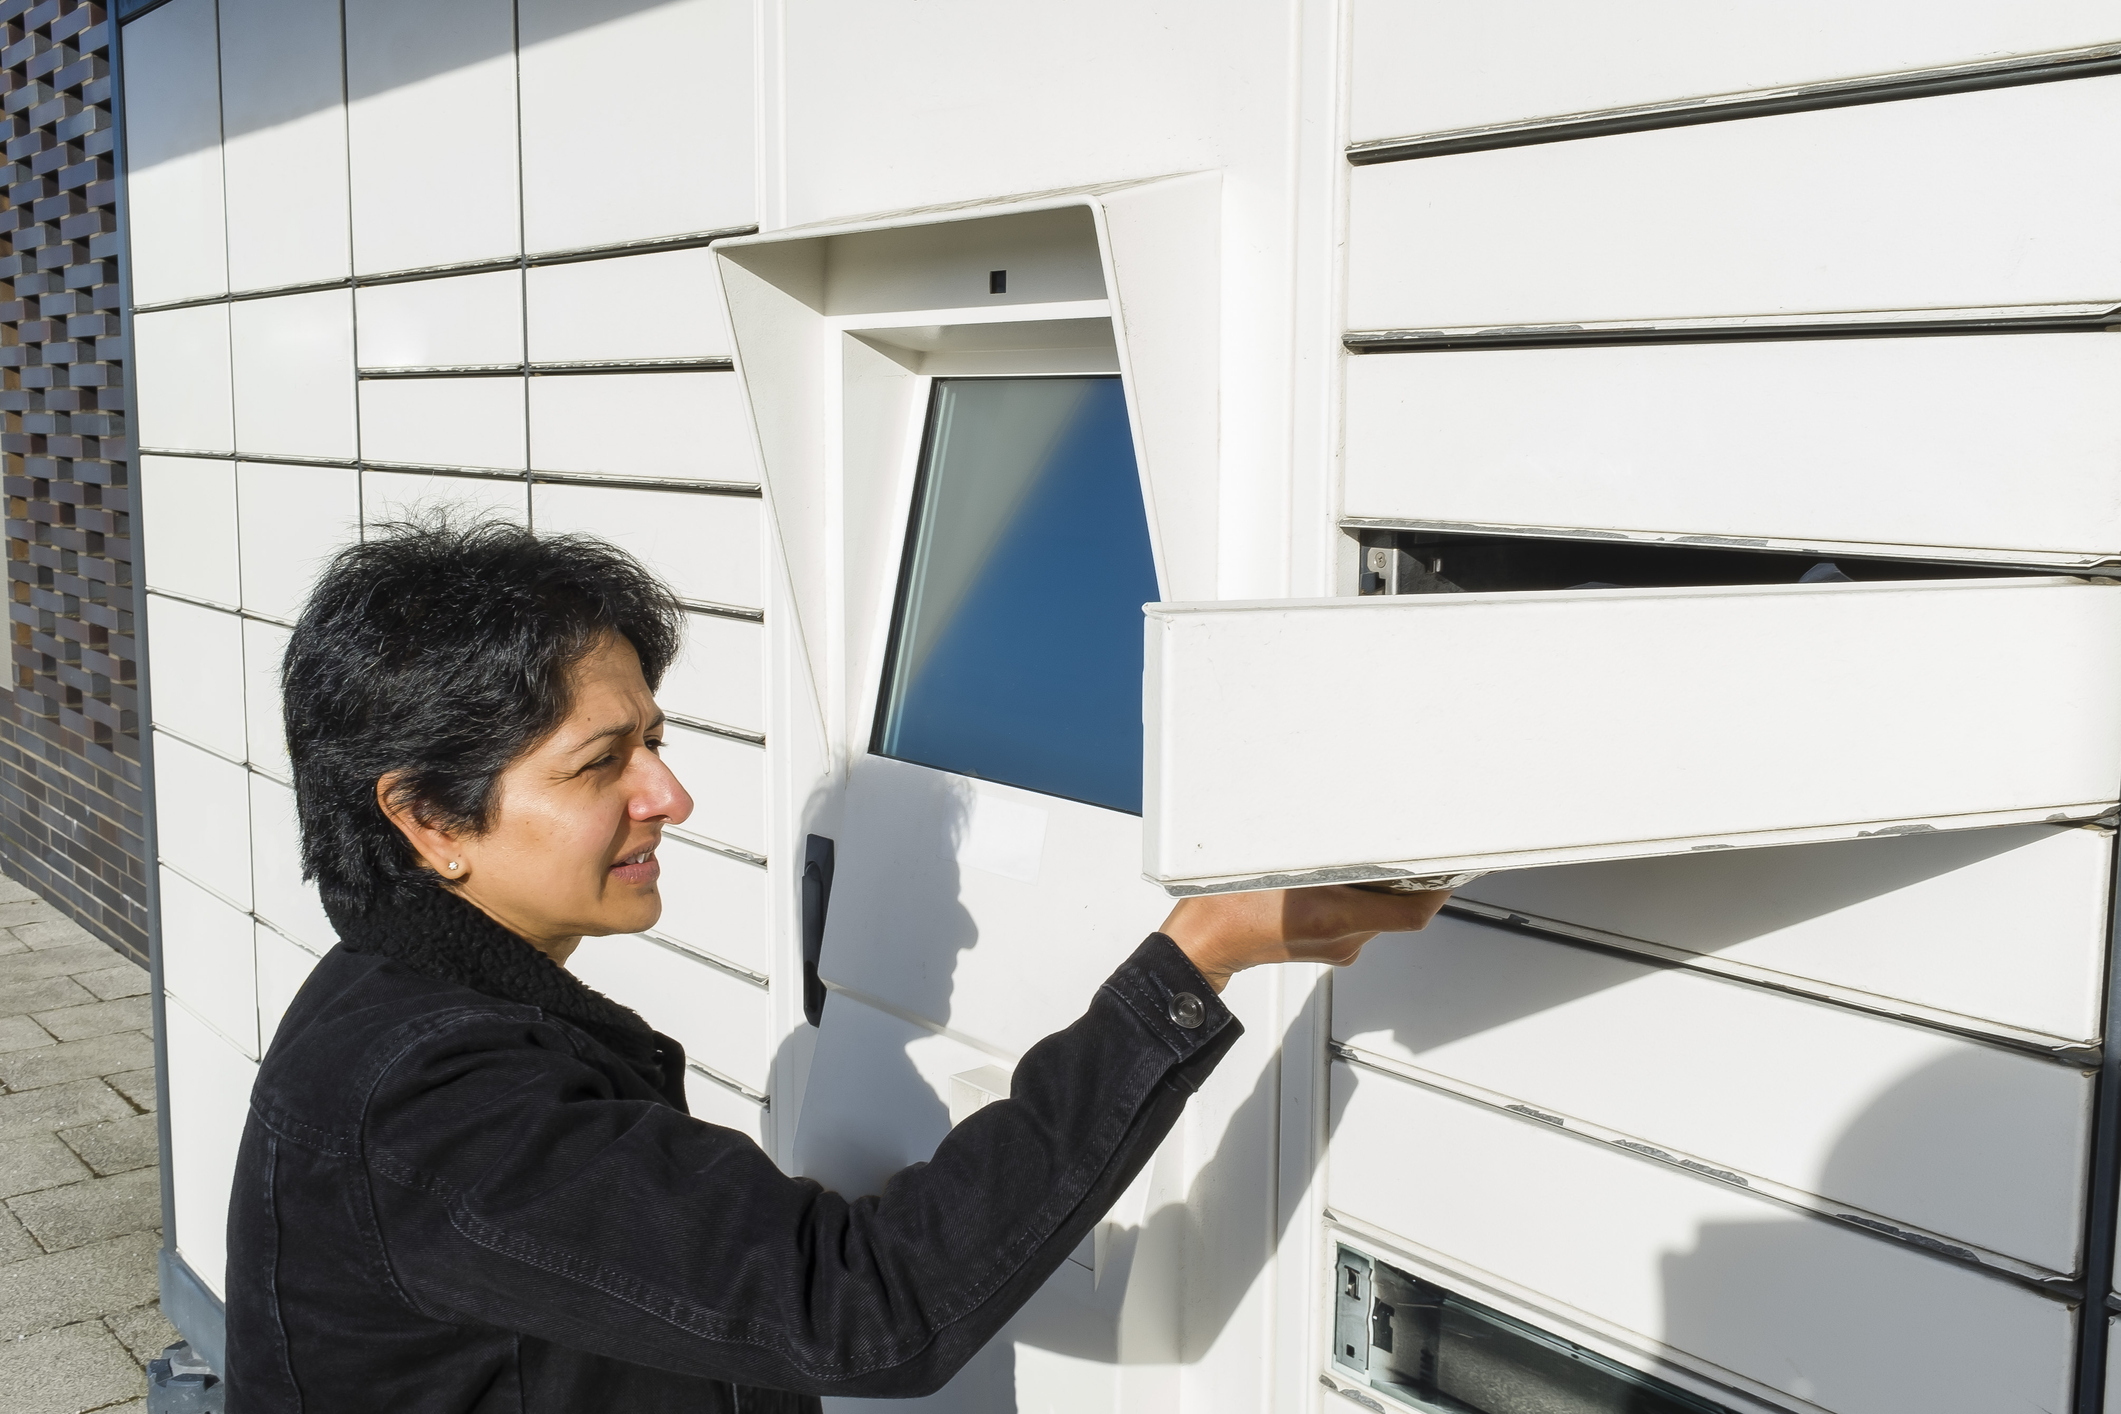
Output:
[0, 1318, 146, 1414]
[0, 1012, 54, 1052]
[0, 1132, 92, 1201]
[32, 998, 150, 1044]
[0, 944, 127, 988]
[0, 1201, 39, 1263]
[102, 1304, 178, 1369]
[0, 874, 38, 905]
[58, 1114, 160, 1178]
[102, 1071, 155, 1114]
[9, 1169, 161, 1253]
[0, 897, 62, 929]
[12, 918, 98, 951]
[73, 966, 148, 1003]
[0, 931, 26, 956]
[0, 1081, 133, 1140]
[0, 1032, 154, 1093]
[0, 973, 97, 1020]
[0, 1231, 159, 1341]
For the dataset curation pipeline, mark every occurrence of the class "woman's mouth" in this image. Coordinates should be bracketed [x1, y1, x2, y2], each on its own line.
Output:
[609, 849, 659, 886]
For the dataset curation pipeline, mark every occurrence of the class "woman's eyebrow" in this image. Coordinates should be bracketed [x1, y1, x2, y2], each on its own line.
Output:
[568, 710, 666, 753]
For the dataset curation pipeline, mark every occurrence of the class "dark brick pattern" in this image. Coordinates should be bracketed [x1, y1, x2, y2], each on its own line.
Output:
[0, 0, 140, 964]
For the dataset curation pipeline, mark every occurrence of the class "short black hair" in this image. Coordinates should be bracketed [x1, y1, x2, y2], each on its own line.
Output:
[283, 518, 684, 915]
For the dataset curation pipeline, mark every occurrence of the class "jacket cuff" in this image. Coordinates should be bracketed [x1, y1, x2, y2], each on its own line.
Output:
[1100, 933, 1242, 1079]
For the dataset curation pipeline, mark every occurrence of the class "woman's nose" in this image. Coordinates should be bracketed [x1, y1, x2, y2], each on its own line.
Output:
[632, 746, 695, 825]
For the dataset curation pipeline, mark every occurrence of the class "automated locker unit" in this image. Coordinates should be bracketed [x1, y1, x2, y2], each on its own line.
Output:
[107, 2, 2121, 1412]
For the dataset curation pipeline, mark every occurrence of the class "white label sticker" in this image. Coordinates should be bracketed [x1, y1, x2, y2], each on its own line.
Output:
[959, 792, 1048, 884]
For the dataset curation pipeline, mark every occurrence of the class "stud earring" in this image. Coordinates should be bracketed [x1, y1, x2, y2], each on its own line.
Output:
[446, 861, 460, 872]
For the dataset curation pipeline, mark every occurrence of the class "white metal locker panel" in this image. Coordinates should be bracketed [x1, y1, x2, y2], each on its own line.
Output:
[343, 0, 520, 274]
[355, 271, 524, 369]
[362, 470, 528, 527]
[516, 0, 754, 252]
[660, 726, 765, 859]
[133, 306, 234, 455]
[1342, 334, 2121, 563]
[1348, 1, 2121, 142]
[526, 248, 733, 362]
[230, 290, 358, 462]
[1328, 1064, 2075, 1414]
[569, 932, 774, 1095]
[1458, 825, 2111, 1046]
[119, 0, 228, 306]
[358, 378, 527, 472]
[1346, 79, 2121, 332]
[653, 836, 768, 977]
[158, 866, 258, 1060]
[140, 456, 239, 606]
[1143, 580, 2121, 891]
[235, 462, 360, 622]
[529, 484, 763, 611]
[247, 774, 333, 955]
[217, 0, 351, 292]
[661, 613, 764, 737]
[526, 373, 755, 483]
[685, 1074, 767, 1145]
[1334, 912, 2088, 1271]
[242, 620, 293, 783]
[164, 997, 259, 1301]
[143, 595, 245, 763]
[254, 923, 321, 1059]
[152, 732, 254, 910]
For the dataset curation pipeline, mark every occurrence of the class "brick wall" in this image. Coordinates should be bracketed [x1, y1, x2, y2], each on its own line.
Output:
[0, 0, 143, 964]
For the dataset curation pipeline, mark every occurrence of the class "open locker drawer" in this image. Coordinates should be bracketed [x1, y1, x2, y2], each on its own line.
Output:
[1142, 576, 2121, 893]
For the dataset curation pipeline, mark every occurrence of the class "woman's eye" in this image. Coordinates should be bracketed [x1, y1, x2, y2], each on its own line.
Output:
[645, 737, 664, 753]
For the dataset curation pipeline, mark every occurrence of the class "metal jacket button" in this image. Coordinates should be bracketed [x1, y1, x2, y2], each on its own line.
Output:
[1168, 991, 1205, 1030]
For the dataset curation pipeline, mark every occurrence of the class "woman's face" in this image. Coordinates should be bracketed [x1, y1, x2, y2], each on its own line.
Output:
[431, 633, 694, 958]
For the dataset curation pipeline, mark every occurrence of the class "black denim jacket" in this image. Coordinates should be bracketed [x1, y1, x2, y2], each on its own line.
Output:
[223, 886, 1240, 1412]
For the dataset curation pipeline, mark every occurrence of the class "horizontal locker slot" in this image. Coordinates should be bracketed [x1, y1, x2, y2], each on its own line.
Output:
[568, 932, 775, 1096]
[1329, 1062, 2075, 1414]
[651, 834, 769, 978]
[529, 481, 762, 611]
[526, 246, 733, 365]
[1334, 911, 2090, 1271]
[659, 724, 765, 860]
[1457, 824, 2109, 1047]
[527, 371, 753, 483]
[1347, 77, 2121, 332]
[1142, 577, 2121, 890]
[1348, 0, 2121, 147]
[1343, 333, 2121, 565]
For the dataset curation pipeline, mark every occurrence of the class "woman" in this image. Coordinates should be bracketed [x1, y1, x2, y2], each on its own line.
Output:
[224, 520, 1446, 1412]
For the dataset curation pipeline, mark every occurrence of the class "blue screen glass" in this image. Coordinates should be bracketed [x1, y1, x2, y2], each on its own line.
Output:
[875, 376, 1159, 814]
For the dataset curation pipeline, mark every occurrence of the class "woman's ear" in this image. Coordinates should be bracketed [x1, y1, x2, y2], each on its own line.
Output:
[375, 772, 472, 881]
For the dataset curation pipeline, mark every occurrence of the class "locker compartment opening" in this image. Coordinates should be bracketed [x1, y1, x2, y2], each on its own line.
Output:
[874, 374, 1159, 815]
[1330, 1246, 1734, 1414]
[1352, 528, 2039, 598]
[1330, 1246, 1733, 1414]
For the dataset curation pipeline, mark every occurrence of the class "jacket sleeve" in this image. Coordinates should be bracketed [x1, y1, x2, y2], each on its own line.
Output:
[358, 933, 1241, 1396]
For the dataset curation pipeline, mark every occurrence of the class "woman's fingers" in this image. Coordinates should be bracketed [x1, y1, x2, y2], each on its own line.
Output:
[1161, 885, 1453, 990]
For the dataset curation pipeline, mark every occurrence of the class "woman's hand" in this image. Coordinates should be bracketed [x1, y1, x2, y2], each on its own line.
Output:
[1159, 885, 1451, 994]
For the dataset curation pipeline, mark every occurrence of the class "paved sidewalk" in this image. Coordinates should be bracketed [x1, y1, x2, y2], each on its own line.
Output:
[0, 874, 175, 1414]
